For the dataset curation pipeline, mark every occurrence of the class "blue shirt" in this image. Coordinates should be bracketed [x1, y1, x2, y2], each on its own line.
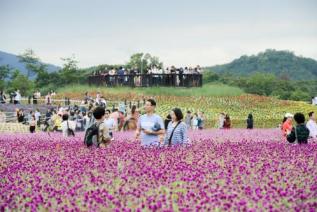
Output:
[138, 114, 164, 147]
[164, 121, 188, 145]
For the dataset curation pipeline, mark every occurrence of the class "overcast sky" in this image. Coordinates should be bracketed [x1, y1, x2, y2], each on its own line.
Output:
[1, 0, 316, 68]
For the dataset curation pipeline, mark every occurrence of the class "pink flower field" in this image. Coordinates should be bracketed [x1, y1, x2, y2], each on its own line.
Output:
[1, 129, 316, 211]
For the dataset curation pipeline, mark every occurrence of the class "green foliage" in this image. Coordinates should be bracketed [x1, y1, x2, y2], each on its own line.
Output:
[18, 49, 39, 78]
[80, 64, 123, 75]
[126, 53, 163, 73]
[0, 65, 11, 90]
[205, 49, 317, 80]
[58, 56, 82, 85]
[289, 90, 311, 101]
[8, 71, 34, 96]
[57, 83, 244, 97]
[203, 71, 219, 83]
[271, 89, 292, 100]
[244, 73, 277, 96]
[205, 71, 316, 102]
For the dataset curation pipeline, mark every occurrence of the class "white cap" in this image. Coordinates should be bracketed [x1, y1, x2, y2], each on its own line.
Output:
[285, 113, 293, 118]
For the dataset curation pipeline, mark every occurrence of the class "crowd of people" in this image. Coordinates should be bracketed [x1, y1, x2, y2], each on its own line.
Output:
[10, 92, 139, 137]
[92, 65, 203, 76]
[89, 66, 203, 87]
[0, 89, 57, 105]
[0, 89, 21, 104]
[2, 89, 317, 147]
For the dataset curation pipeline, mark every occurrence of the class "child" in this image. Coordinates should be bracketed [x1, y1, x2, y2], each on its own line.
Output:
[287, 113, 310, 144]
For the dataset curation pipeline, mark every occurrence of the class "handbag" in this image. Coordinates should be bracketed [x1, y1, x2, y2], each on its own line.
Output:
[168, 121, 181, 146]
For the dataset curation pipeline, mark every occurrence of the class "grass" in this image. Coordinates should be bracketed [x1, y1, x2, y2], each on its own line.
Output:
[57, 83, 244, 97]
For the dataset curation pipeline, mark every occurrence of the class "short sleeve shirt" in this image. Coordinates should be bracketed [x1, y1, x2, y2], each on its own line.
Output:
[138, 114, 164, 146]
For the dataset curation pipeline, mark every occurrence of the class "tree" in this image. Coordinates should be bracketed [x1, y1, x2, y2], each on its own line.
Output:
[18, 49, 40, 78]
[35, 66, 51, 88]
[126, 53, 144, 72]
[149, 56, 163, 69]
[8, 70, 34, 96]
[290, 89, 311, 101]
[58, 55, 81, 85]
[0, 65, 11, 90]
[244, 72, 277, 96]
[126, 53, 163, 73]
[203, 71, 219, 83]
[10, 69, 21, 81]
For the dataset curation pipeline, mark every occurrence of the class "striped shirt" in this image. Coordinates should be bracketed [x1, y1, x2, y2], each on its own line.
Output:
[164, 121, 188, 145]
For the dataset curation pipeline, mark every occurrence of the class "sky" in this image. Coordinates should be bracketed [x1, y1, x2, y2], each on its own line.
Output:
[0, 0, 316, 68]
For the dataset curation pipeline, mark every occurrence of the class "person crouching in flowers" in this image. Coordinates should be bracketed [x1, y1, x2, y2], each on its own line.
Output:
[164, 108, 188, 146]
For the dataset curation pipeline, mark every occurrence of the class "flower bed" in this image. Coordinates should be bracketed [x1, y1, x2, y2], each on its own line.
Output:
[1, 130, 316, 211]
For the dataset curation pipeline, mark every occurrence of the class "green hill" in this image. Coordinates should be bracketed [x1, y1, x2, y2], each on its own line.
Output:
[204, 49, 317, 81]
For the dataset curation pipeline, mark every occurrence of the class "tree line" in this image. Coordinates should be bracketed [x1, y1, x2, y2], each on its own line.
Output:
[203, 71, 317, 101]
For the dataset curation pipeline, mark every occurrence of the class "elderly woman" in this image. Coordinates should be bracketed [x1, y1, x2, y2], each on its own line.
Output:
[164, 108, 188, 146]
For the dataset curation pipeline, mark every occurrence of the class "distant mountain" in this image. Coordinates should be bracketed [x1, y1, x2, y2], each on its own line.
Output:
[204, 49, 317, 80]
[0, 50, 60, 78]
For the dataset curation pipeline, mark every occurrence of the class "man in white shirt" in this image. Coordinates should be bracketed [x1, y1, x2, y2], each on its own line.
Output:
[14, 90, 21, 104]
[135, 99, 165, 147]
[306, 111, 317, 138]
[35, 109, 41, 127]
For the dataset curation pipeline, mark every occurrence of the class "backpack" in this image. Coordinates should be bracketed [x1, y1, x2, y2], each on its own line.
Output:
[84, 123, 99, 147]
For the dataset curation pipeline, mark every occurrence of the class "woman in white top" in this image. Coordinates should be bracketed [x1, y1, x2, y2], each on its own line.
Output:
[61, 114, 76, 137]
[306, 111, 317, 138]
[14, 90, 21, 104]
[104, 109, 117, 138]
[191, 113, 198, 130]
